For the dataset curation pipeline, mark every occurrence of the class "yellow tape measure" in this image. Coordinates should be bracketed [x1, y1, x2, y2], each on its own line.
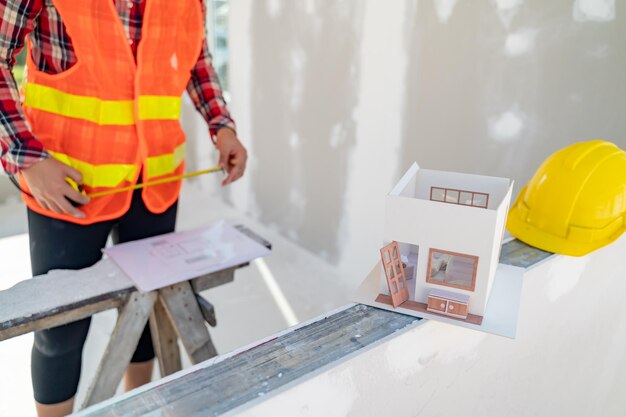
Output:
[80, 165, 224, 198]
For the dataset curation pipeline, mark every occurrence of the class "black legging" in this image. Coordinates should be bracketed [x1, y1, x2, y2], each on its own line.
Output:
[28, 189, 177, 404]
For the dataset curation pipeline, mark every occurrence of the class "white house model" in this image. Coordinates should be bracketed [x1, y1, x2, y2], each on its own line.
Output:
[377, 163, 514, 324]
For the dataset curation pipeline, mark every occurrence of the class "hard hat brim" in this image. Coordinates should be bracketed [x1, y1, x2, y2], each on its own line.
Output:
[506, 203, 624, 257]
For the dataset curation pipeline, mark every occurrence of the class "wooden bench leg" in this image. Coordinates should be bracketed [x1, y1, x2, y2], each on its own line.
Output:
[82, 291, 157, 409]
[159, 281, 218, 364]
[150, 296, 182, 377]
[195, 293, 217, 327]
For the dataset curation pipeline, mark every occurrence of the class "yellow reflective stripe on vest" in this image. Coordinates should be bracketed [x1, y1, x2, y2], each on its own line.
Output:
[51, 145, 186, 188]
[50, 152, 137, 189]
[145, 143, 186, 179]
[24, 84, 135, 126]
[138, 96, 182, 120]
[24, 83, 182, 125]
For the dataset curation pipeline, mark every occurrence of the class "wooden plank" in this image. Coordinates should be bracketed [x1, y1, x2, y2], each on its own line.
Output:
[160, 281, 218, 363]
[150, 296, 182, 377]
[0, 260, 236, 341]
[82, 291, 157, 409]
[195, 294, 217, 327]
[0, 265, 236, 341]
[190, 268, 236, 292]
[77, 305, 420, 417]
[0, 260, 134, 341]
[0, 292, 128, 341]
[499, 239, 553, 269]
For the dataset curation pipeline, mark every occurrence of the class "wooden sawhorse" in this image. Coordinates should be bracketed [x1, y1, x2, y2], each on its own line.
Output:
[82, 269, 230, 408]
[0, 226, 270, 410]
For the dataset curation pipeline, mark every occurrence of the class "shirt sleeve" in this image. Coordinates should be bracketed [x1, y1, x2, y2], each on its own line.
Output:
[0, 0, 48, 175]
[186, 8, 236, 141]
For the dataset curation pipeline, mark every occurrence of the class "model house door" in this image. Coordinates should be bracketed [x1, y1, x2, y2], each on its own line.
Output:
[380, 241, 409, 308]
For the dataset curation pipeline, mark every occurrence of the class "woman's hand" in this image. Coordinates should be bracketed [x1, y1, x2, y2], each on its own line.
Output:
[215, 128, 248, 186]
[21, 158, 90, 218]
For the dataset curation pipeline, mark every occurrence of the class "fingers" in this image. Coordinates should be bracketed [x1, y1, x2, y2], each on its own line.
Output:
[42, 184, 86, 218]
[34, 196, 51, 212]
[45, 199, 66, 216]
[218, 149, 230, 172]
[65, 186, 90, 206]
[222, 149, 247, 186]
[222, 167, 238, 186]
[53, 163, 87, 216]
[51, 193, 85, 218]
[46, 200, 85, 218]
[58, 182, 87, 217]
[63, 164, 83, 184]
[22, 158, 87, 218]
[30, 192, 57, 214]
[223, 162, 244, 185]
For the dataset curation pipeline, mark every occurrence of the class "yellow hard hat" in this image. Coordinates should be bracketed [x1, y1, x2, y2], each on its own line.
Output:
[507, 140, 626, 256]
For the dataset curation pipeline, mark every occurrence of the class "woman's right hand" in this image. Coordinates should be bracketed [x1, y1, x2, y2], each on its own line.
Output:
[21, 158, 90, 218]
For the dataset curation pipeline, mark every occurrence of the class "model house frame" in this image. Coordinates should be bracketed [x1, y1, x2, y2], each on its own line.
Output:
[377, 163, 513, 324]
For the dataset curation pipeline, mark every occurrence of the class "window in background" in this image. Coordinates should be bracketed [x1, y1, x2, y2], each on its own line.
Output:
[209, 0, 229, 96]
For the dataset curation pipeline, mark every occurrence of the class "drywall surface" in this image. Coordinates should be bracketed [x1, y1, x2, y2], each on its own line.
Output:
[227, 0, 626, 287]
[233, 234, 626, 417]
[231, 0, 367, 266]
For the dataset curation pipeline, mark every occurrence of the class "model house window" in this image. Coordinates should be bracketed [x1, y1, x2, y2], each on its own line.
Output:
[430, 187, 489, 209]
[427, 249, 478, 291]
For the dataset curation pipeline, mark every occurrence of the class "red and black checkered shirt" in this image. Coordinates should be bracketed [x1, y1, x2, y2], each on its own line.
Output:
[0, 0, 235, 174]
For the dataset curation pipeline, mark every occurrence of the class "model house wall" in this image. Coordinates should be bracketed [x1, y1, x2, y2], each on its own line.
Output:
[380, 163, 513, 318]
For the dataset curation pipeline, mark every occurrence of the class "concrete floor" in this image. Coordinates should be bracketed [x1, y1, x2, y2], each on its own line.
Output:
[0, 182, 353, 416]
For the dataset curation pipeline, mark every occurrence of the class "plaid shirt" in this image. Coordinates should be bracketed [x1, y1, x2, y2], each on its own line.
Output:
[0, 0, 235, 174]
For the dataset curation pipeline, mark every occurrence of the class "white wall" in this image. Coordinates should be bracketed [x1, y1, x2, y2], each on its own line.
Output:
[227, 0, 625, 287]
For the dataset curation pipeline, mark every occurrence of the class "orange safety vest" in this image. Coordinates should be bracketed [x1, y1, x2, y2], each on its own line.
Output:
[18, 0, 204, 225]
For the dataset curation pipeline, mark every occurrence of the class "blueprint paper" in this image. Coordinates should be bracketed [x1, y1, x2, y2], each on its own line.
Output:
[104, 221, 271, 292]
